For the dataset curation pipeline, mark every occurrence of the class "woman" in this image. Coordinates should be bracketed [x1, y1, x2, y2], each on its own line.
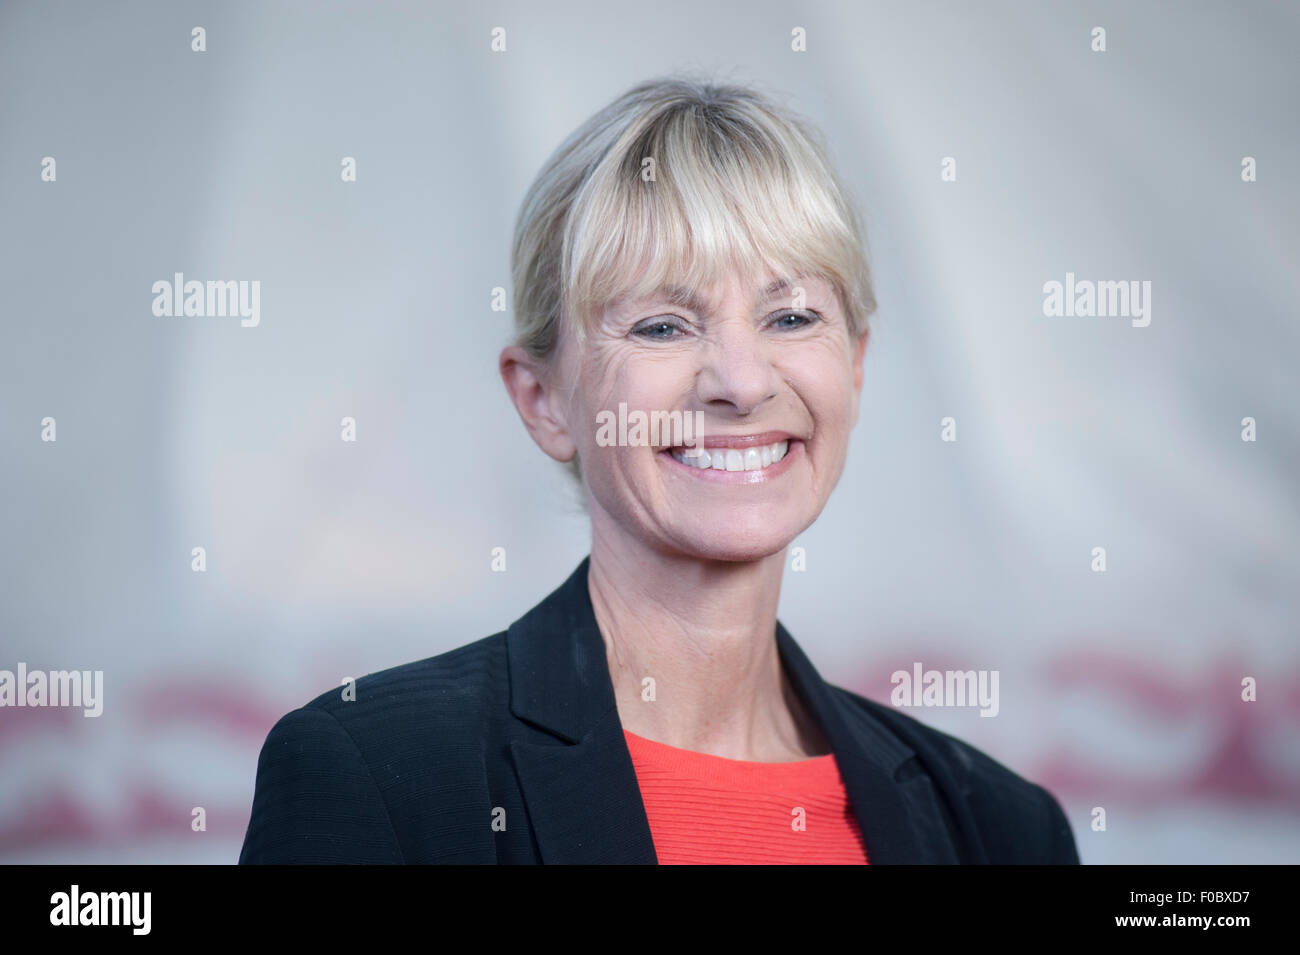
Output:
[239, 76, 1079, 865]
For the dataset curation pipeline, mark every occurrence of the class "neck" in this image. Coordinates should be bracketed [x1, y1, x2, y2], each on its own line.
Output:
[586, 509, 829, 762]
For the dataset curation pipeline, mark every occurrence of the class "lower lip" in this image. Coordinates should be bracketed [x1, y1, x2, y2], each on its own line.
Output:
[658, 440, 804, 484]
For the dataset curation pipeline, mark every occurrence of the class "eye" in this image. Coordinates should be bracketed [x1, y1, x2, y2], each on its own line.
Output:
[631, 317, 686, 340]
[768, 310, 821, 331]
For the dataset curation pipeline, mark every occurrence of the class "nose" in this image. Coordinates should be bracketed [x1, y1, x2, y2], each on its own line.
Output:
[693, 320, 781, 416]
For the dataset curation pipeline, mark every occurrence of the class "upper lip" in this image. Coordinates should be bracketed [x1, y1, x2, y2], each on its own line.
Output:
[660, 431, 799, 451]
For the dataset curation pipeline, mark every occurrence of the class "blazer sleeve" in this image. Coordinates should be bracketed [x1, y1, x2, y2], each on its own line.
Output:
[1036, 784, 1081, 864]
[238, 706, 405, 864]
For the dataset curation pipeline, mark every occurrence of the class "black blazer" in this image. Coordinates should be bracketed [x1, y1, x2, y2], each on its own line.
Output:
[238, 556, 1080, 864]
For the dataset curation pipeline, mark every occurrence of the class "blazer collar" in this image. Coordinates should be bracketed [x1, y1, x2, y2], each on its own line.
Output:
[506, 556, 949, 864]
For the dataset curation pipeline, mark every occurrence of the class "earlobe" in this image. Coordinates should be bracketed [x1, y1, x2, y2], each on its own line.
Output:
[499, 346, 578, 464]
[852, 328, 869, 394]
[848, 329, 869, 427]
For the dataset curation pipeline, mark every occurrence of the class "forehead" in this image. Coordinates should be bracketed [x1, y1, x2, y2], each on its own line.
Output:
[612, 274, 833, 315]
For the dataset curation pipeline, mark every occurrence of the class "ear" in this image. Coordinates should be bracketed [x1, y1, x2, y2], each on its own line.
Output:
[849, 327, 869, 427]
[499, 345, 577, 464]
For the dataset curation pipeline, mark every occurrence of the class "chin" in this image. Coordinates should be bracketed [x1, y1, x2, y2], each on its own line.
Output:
[662, 513, 810, 564]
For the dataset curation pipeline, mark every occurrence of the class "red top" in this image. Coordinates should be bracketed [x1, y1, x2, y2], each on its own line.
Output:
[622, 728, 869, 864]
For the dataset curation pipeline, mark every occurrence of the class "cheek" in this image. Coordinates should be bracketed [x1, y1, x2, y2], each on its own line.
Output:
[573, 350, 690, 471]
[583, 350, 692, 416]
[785, 346, 859, 423]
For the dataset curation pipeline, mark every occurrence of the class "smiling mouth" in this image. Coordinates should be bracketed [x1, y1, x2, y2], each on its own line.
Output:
[667, 439, 790, 472]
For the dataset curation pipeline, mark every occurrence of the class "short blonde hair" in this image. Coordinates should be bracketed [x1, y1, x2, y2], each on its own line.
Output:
[510, 74, 877, 481]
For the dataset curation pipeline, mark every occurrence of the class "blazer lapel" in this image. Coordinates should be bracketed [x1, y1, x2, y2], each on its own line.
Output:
[507, 557, 659, 863]
[775, 621, 959, 863]
[507, 556, 957, 864]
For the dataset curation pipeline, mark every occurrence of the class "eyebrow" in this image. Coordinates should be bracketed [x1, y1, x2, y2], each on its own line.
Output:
[634, 277, 799, 315]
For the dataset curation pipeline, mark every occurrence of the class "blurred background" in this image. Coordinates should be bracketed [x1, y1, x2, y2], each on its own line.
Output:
[1, 0, 1296, 863]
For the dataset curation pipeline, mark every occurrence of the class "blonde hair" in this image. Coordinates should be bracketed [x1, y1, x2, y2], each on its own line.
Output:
[510, 74, 877, 482]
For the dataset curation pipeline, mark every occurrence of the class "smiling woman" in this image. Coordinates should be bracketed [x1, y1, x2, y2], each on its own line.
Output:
[238, 74, 1080, 865]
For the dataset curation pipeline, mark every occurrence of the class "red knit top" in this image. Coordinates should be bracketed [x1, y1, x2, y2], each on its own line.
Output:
[622, 728, 869, 864]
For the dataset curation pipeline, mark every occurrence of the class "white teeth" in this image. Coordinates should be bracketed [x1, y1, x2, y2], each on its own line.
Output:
[669, 440, 791, 472]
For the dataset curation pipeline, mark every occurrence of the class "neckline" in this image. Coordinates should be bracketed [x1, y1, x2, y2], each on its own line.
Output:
[622, 728, 841, 783]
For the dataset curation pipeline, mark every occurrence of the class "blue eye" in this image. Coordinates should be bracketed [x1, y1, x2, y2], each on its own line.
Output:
[771, 310, 819, 330]
[632, 319, 683, 340]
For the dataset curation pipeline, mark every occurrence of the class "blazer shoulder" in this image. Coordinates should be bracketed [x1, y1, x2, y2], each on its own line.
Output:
[298, 629, 509, 723]
[239, 631, 511, 864]
[239, 703, 405, 863]
[828, 684, 1080, 864]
